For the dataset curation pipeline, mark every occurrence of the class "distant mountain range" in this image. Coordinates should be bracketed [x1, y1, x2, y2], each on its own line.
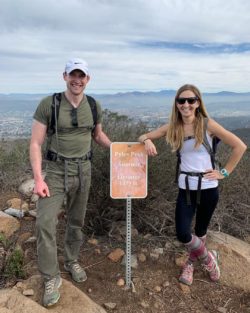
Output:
[0, 90, 250, 134]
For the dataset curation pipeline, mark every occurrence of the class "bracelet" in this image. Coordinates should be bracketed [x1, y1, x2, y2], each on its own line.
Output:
[143, 138, 150, 143]
[220, 168, 229, 177]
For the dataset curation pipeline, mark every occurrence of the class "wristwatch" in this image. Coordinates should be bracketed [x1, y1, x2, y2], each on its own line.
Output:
[220, 168, 229, 177]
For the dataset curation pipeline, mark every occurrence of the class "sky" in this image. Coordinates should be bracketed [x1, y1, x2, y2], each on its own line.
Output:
[0, 0, 250, 94]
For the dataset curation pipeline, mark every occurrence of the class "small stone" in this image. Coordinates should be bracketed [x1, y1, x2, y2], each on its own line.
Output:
[104, 302, 117, 310]
[15, 282, 25, 289]
[175, 255, 187, 267]
[121, 254, 138, 269]
[140, 301, 149, 308]
[179, 282, 191, 294]
[132, 277, 140, 284]
[23, 289, 34, 296]
[154, 286, 162, 292]
[25, 236, 37, 243]
[217, 307, 227, 313]
[152, 248, 164, 255]
[143, 233, 152, 239]
[88, 238, 98, 245]
[150, 252, 159, 260]
[28, 210, 37, 218]
[162, 281, 170, 287]
[137, 253, 146, 262]
[107, 248, 125, 262]
[117, 278, 125, 286]
[88, 288, 92, 293]
[17, 232, 33, 245]
[94, 248, 101, 254]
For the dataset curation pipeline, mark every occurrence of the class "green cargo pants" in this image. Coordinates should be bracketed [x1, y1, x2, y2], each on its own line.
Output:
[36, 166, 91, 280]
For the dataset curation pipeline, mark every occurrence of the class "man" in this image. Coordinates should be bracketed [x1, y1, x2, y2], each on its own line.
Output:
[30, 58, 111, 307]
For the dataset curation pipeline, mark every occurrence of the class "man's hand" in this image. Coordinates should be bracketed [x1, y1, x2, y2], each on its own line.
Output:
[34, 179, 50, 197]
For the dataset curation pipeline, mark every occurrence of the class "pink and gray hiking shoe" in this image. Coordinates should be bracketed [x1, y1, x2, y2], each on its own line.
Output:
[179, 262, 194, 286]
[204, 250, 220, 282]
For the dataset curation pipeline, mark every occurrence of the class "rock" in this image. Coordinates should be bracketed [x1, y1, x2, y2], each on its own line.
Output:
[162, 281, 170, 287]
[0, 289, 48, 312]
[217, 307, 227, 313]
[24, 275, 107, 312]
[6, 198, 29, 211]
[88, 238, 99, 245]
[108, 221, 138, 241]
[18, 178, 36, 198]
[28, 210, 37, 218]
[154, 286, 162, 292]
[22, 289, 34, 296]
[107, 248, 125, 262]
[137, 253, 146, 262]
[17, 232, 33, 245]
[152, 247, 164, 255]
[25, 236, 37, 244]
[0, 211, 20, 239]
[140, 301, 149, 308]
[4, 208, 24, 218]
[117, 278, 125, 286]
[103, 303, 117, 310]
[175, 255, 187, 267]
[30, 194, 39, 203]
[121, 254, 138, 269]
[149, 252, 160, 260]
[179, 282, 191, 294]
[207, 231, 250, 292]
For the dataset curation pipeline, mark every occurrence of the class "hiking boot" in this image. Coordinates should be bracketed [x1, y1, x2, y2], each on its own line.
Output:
[43, 275, 62, 307]
[64, 262, 87, 283]
[179, 262, 194, 286]
[203, 250, 220, 282]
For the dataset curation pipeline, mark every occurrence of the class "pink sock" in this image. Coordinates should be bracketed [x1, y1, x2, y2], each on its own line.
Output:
[185, 235, 208, 263]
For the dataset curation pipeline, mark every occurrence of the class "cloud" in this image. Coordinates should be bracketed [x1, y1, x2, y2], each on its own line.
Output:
[0, 0, 250, 93]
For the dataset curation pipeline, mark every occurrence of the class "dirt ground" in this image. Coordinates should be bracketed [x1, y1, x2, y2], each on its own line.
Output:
[1, 193, 250, 313]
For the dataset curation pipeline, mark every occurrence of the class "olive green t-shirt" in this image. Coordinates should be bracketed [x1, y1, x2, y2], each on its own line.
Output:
[33, 92, 102, 175]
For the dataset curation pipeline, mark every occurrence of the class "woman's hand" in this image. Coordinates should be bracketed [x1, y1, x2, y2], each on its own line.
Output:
[144, 139, 158, 156]
[203, 169, 224, 180]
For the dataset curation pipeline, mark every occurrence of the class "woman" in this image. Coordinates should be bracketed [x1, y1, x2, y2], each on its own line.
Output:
[138, 84, 247, 285]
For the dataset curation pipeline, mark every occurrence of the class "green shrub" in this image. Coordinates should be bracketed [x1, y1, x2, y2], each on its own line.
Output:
[4, 248, 25, 279]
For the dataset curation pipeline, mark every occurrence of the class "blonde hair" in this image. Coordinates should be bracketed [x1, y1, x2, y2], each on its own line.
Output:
[166, 84, 209, 151]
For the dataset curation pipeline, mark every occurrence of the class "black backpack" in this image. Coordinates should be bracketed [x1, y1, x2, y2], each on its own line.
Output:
[47, 92, 98, 136]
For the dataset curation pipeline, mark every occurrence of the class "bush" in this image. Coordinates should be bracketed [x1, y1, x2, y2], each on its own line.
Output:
[0, 110, 249, 240]
[4, 248, 25, 279]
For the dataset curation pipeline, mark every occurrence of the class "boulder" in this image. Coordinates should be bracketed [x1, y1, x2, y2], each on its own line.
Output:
[0, 289, 48, 313]
[0, 212, 20, 239]
[207, 231, 250, 292]
[23, 275, 107, 313]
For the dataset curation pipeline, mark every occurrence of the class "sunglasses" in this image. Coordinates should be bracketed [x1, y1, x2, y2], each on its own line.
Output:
[71, 108, 78, 127]
[176, 97, 199, 105]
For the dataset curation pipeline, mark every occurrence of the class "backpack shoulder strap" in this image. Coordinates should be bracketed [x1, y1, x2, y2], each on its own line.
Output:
[86, 95, 98, 131]
[202, 117, 221, 169]
[202, 117, 213, 155]
[48, 92, 62, 136]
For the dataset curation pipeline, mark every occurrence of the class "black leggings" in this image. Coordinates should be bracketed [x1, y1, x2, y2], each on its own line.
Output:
[175, 187, 219, 244]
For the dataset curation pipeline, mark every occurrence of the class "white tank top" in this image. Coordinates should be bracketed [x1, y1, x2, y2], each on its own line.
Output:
[178, 132, 218, 190]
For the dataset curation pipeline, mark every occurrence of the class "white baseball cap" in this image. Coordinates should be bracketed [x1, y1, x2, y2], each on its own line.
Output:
[64, 58, 89, 75]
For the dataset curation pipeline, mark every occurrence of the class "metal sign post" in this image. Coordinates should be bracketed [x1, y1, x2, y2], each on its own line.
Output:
[126, 196, 132, 287]
[110, 142, 148, 289]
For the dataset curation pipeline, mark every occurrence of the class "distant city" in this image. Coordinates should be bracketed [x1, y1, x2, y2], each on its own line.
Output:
[0, 90, 250, 139]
